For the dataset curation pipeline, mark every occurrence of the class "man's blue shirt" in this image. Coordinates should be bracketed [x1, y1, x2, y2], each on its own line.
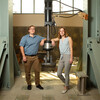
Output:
[19, 34, 45, 55]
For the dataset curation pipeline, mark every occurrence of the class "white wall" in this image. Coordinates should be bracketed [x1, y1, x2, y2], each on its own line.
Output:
[13, 14, 83, 27]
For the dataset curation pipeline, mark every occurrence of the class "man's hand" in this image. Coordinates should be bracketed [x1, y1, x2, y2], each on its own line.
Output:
[23, 56, 27, 62]
[40, 38, 46, 46]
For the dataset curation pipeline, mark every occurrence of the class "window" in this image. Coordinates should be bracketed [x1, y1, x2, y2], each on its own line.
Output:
[53, 0, 60, 12]
[74, 0, 83, 13]
[22, 0, 33, 13]
[13, 0, 83, 14]
[35, 0, 44, 13]
[61, 0, 73, 14]
[13, 0, 21, 13]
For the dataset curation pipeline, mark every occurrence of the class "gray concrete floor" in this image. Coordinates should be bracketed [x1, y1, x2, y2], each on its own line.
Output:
[0, 64, 100, 100]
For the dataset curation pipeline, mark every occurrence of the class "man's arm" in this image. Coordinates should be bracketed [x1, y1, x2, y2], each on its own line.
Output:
[20, 46, 26, 62]
[40, 38, 46, 46]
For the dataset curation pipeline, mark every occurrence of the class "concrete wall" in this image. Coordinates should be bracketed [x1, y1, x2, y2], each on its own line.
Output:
[13, 14, 83, 27]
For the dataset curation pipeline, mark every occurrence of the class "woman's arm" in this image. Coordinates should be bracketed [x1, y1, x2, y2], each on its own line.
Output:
[68, 37, 73, 64]
[51, 38, 59, 42]
[51, 38, 59, 46]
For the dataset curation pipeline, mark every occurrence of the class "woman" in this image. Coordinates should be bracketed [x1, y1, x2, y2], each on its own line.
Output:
[51, 27, 73, 93]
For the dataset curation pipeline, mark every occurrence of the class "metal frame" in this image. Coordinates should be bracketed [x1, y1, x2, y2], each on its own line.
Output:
[87, 38, 100, 93]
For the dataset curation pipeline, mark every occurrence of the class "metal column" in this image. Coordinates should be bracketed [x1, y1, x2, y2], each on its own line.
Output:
[82, 0, 100, 93]
[0, 0, 20, 89]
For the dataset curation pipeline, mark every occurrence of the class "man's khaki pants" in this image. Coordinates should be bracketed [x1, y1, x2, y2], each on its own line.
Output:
[24, 56, 40, 86]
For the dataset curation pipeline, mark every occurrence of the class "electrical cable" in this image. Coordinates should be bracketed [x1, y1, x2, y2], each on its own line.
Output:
[51, 25, 57, 35]
[53, 10, 80, 14]
[55, 11, 80, 18]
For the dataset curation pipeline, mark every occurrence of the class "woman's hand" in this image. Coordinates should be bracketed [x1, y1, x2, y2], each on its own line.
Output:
[51, 39, 55, 46]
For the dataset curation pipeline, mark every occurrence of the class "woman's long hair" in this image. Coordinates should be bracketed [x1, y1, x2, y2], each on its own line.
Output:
[58, 27, 69, 39]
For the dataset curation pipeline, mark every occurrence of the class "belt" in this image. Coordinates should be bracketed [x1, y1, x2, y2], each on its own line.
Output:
[25, 54, 37, 56]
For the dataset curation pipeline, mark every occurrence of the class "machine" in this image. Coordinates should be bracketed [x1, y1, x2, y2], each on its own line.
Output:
[42, 0, 55, 66]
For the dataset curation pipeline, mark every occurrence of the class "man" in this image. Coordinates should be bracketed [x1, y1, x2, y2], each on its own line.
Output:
[19, 25, 46, 90]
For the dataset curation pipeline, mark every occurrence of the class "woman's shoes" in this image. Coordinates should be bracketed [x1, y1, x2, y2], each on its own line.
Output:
[61, 86, 69, 94]
[61, 89, 68, 94]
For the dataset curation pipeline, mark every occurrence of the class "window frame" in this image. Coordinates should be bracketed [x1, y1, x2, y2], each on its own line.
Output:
[13, 0, 83, 14]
